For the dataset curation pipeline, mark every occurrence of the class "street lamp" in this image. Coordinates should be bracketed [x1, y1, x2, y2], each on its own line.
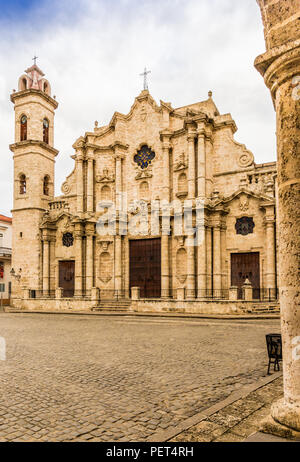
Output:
[10, 268, 22, 282]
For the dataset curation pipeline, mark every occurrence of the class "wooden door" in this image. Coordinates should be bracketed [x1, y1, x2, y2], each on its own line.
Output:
[130, 239, 161, 298]
[59, 261, 75, 297]
[231, 252, 260, 299]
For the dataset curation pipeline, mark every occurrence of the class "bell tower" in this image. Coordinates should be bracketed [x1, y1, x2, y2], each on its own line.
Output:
[10, 62, 59, 301]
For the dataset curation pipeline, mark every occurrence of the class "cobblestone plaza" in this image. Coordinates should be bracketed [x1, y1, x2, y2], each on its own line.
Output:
[0, 313, 280, 442]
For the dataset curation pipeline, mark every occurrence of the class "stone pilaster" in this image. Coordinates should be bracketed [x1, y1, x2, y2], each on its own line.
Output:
[76, 152, 84, 214]
[187, 130, 196, 200]
[213, 222, 222, 293]
[264, 207, 276, 290]
[206, 226, 212, 293]
[114, 234, 122, 296]
[196, 205, 206, 298]
[85, 223, 94, 295]
[42, 238, 50, 296]
[255, 0, 300, 436]
[86, 149, 94, 213]
[160, 131, 172, 202]
[74, 223, 83, 298]
[197, 129, 206, 198]
[161, 225, 170, 298]
[186, 236, 196, 299]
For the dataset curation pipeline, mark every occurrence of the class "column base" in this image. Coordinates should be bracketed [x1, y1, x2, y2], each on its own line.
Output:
[260, 398, 300, 440]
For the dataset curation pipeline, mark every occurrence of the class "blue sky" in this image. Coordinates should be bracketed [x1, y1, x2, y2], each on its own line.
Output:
[0, 0, 275, 217]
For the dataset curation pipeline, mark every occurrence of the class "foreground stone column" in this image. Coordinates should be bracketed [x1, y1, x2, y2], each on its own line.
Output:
[255, 0, 300, 437]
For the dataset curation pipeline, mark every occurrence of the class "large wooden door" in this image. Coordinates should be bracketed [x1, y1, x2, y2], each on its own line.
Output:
[130, 239, 161, 298]
[231, 252, 260, 299]
[59, 261, 75, 297]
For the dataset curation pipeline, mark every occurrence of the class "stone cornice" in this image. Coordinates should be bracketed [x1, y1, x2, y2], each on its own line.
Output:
[10, 88, 58, 109]
[9, 140, 59, 157]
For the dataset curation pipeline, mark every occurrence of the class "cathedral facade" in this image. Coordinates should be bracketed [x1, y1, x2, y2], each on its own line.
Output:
[10, 64, 279, 312]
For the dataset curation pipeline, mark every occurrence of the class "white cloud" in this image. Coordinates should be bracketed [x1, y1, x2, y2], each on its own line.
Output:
[0, 0, 276, 216]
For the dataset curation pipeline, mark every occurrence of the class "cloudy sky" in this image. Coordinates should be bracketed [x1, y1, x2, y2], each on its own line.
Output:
[0, 0, 276, 217]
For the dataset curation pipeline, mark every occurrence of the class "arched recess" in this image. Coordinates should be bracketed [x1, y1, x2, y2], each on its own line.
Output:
[99, 252, 113, 283]
[101, 185, 111, 202]
[139, 181, 150, 200]
[176, 248, 187, 284]
[178, 172, 188, 193]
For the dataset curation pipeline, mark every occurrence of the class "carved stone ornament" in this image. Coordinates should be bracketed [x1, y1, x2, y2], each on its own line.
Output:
[97, 240, 112, 252]
[61, 181, 71, 195]
[239, 195, 249, 212]
[62, 232, 74, 247]
[174, 152, 187, 172]
[96, 168, 115, 183]
[238, 150, 254, 168]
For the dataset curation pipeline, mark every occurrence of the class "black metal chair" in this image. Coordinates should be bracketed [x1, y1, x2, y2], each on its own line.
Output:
[266, 334, 282, 375]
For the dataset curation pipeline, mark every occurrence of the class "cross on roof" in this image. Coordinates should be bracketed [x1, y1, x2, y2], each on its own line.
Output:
[32, 55, 38, 66]
[140, 67, 151, 91]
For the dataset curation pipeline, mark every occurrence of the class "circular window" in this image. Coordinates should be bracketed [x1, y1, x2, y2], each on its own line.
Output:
[134, 145, 155, 170]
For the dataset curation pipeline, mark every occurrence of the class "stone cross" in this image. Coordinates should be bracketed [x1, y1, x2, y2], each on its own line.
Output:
[140, 67, 151, 91]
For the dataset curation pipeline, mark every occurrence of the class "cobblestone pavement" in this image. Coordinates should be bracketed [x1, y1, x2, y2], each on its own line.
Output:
[171, 376, 284, 442]
[0, 313, 280, 442]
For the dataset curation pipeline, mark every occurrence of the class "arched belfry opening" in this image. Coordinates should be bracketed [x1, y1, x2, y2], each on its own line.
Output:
[20, 115, 27, 141]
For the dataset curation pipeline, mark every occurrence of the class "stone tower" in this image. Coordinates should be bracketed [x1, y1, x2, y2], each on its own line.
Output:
[255, 0, 300, 438]
[10, 64, 59, 300]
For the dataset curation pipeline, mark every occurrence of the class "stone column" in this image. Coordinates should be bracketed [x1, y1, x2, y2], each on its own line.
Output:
[187, 130, 196, 199]
[87, 154, 94, 213]
[206, 226, 212, 294]
[213, 223, 222, 294]
[265, 212, 276, 290]
[85, 223, 94, 295]
[74, 224, 83, 298]
[76, 152, 84, 214]
[115, 154, 124, 211]
[160, 131, 172, 202]
[186, 236, 196, 299]
[197, 129, 206, 198]
[161, 231, 170, 299]
[255, 0, 300, 437]
[42, 238, 50, 296]
[196, 204, 206, 298]
[114, 235, 122, 297]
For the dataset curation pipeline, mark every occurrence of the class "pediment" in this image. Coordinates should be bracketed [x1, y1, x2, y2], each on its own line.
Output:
[215, 188, 275, 207]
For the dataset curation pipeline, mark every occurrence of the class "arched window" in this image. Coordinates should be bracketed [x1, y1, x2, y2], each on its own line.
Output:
[43, 176, 50, 196]
[43, 82, 48, 93]
[22, 78, 27, 90]
[20, 115, 27, 141]
[19, 175, 26, 195]
[43, 118, 49, 144]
